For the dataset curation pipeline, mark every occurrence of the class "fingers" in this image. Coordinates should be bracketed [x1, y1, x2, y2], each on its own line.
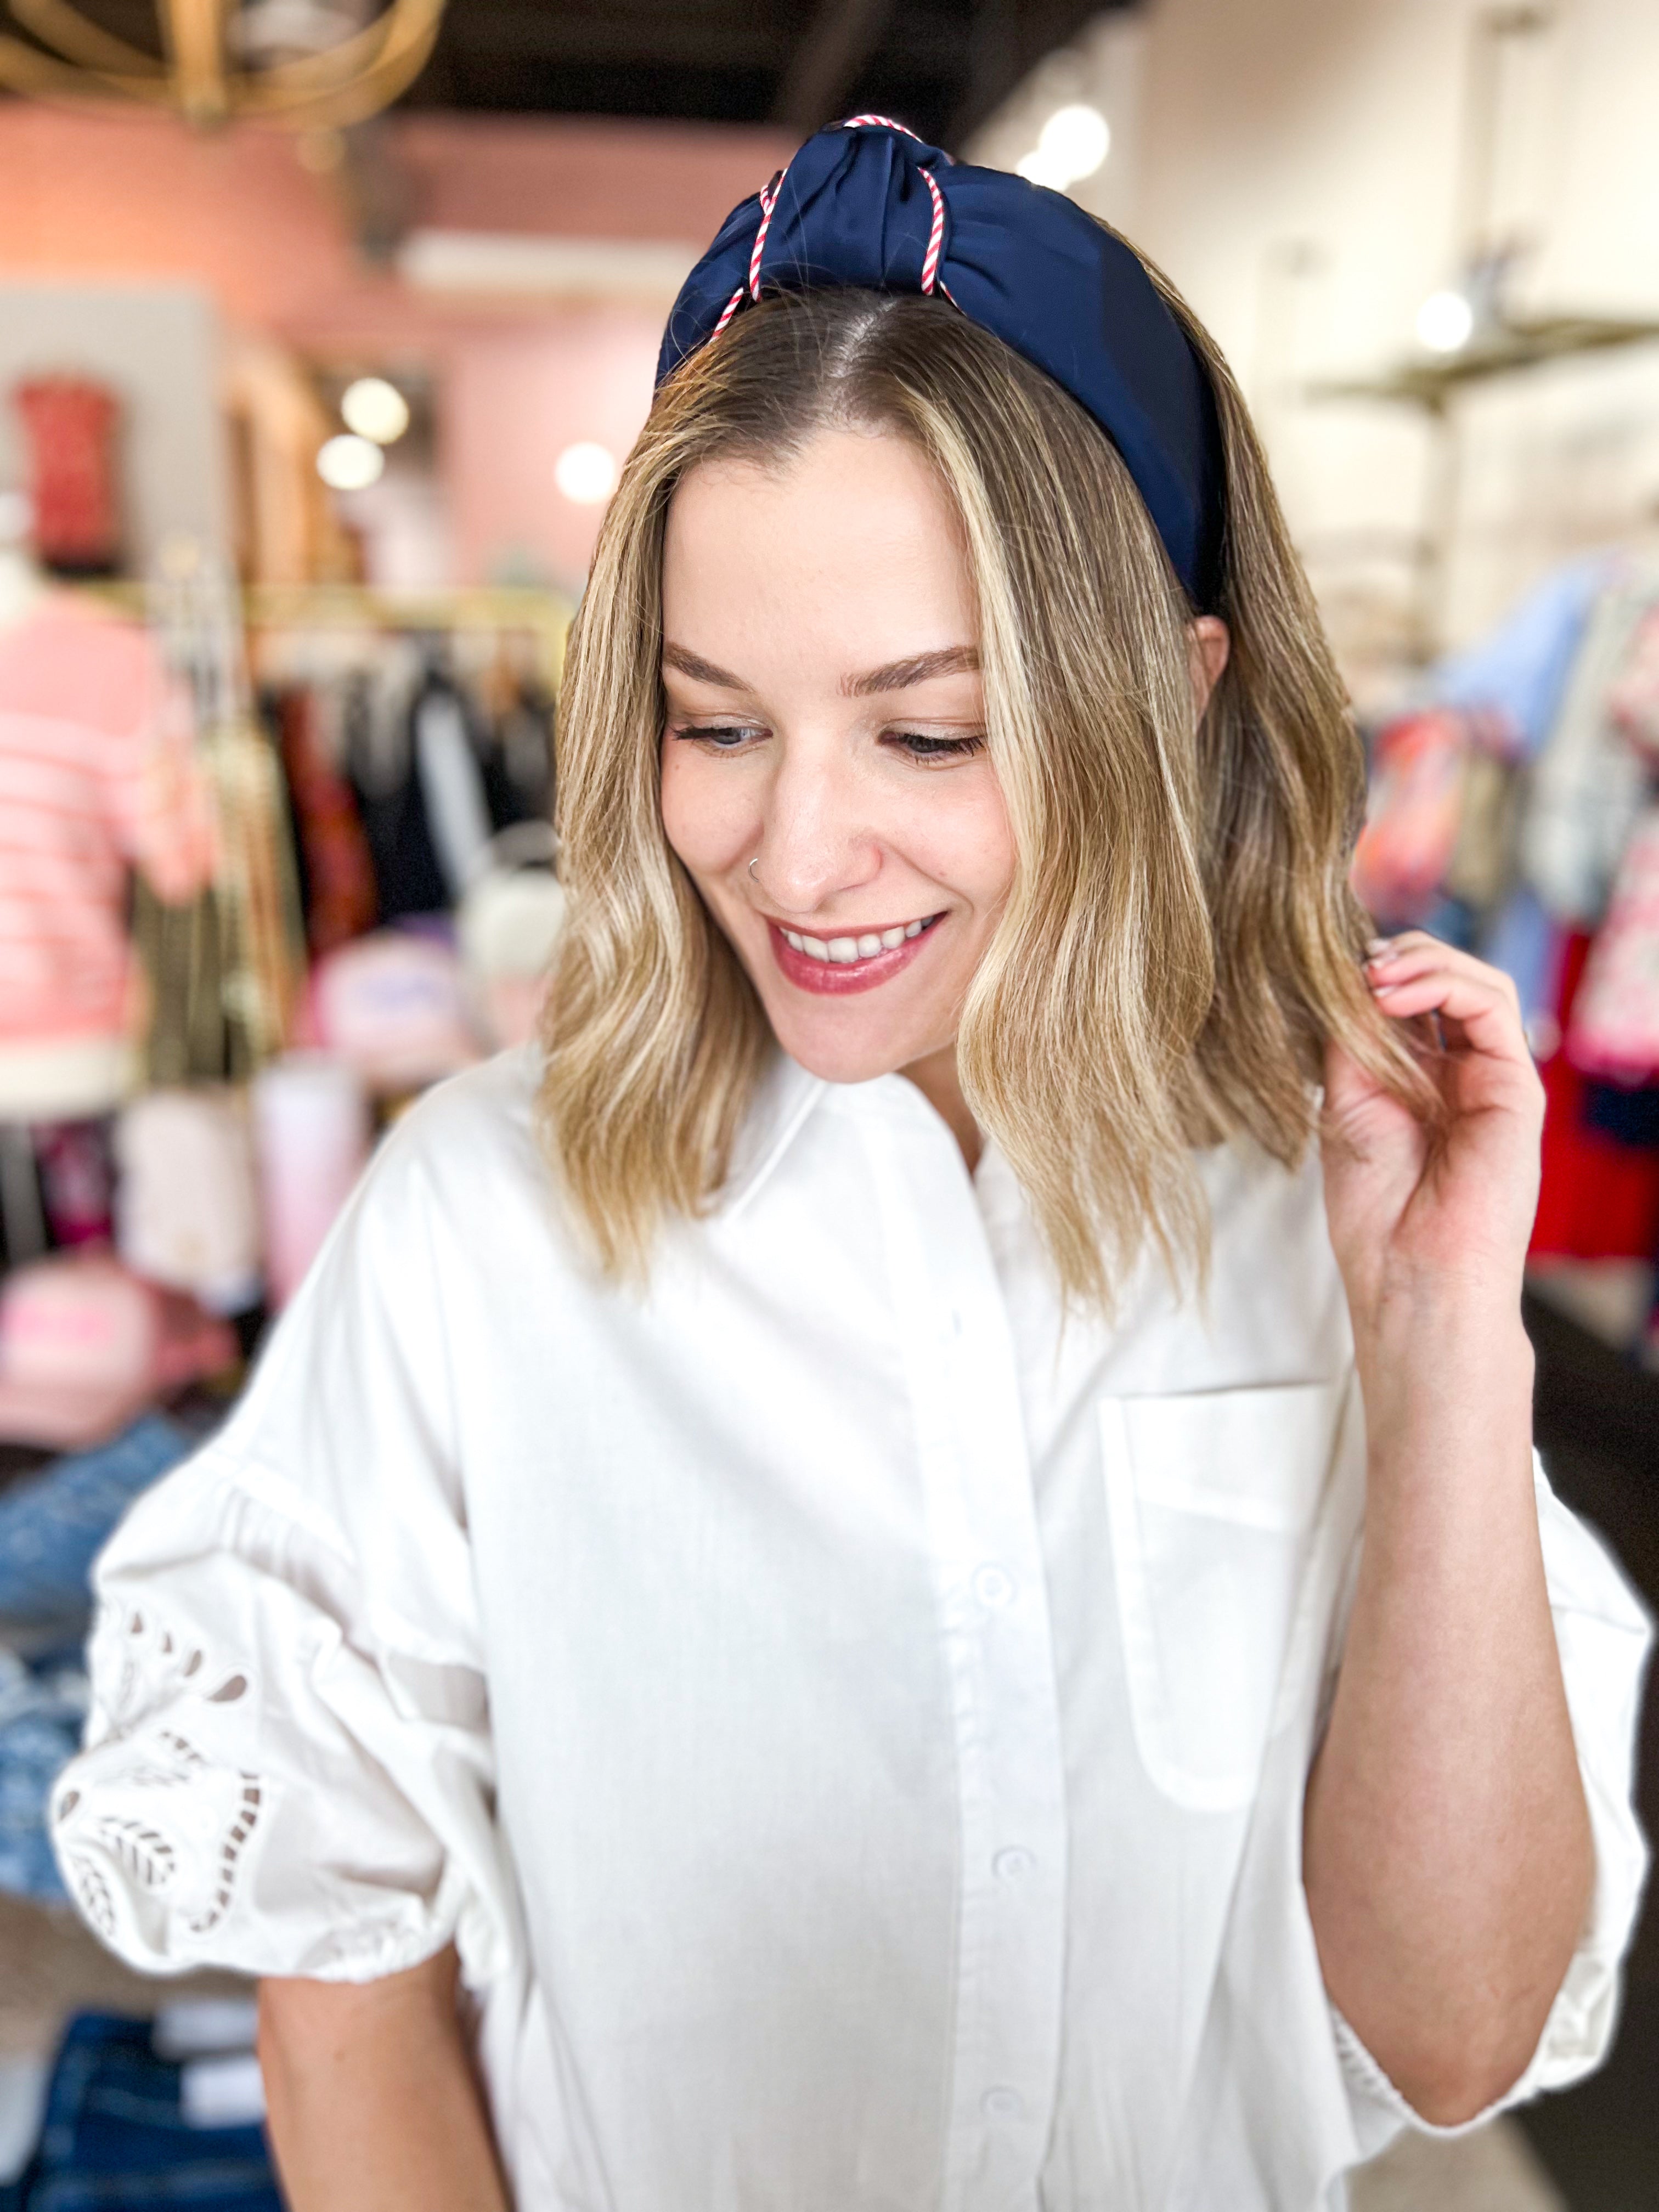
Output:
[1363, 932, 1530, 1067]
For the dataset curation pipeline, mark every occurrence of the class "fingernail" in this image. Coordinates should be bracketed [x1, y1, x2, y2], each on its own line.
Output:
[1365, 936, 1395, 957]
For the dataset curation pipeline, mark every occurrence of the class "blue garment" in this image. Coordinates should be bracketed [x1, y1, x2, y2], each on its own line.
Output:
[1481, 885, 1564, 1035]
[658, 117, 1224, 608]
[0, 1649, 84, 1901]
[0, 2014, 279, 2212]
[1430, 555, 1609, 757]
[0, 1414, 194, 1630]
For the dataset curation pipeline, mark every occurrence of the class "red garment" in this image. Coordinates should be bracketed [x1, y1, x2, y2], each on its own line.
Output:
[12, 377, 122, 573]
[1532, 933, 1659, 1260]
[274, 689, 376, 955]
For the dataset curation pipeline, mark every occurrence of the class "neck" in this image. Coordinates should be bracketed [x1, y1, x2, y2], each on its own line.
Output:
[900, 1042, 982, 1174]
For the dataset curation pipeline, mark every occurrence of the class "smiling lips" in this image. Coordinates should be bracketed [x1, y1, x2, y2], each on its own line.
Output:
[767, 912, 943, 995]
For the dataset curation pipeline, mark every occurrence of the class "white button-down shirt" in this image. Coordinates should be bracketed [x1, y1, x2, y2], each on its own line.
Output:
[53, 1046, 1650, 2211]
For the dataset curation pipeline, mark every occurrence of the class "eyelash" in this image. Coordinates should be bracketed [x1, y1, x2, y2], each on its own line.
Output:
[669, 724, 984, 764]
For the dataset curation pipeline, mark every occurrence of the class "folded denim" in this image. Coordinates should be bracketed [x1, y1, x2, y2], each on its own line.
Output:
[0, 1413, 195, 1631]
[0, 1646, 86, 1901]
[0, 2012, 278, 2212]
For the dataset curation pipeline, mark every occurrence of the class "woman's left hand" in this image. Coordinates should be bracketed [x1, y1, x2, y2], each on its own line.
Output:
[1320, 931, 1545, 1352]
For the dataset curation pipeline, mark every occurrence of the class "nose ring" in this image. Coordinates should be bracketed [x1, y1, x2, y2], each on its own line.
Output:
[748, 856, 760, 879]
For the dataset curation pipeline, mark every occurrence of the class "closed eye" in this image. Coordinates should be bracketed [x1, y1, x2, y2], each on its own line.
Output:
[885, 731, 985, 763]
[668, 722, 766, 749]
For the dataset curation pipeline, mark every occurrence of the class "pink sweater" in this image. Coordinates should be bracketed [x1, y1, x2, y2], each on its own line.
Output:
[0, 596, 216, 1045]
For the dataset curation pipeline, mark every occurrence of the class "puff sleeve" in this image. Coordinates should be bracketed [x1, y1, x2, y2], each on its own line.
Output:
[49, 1114, 515, 1990]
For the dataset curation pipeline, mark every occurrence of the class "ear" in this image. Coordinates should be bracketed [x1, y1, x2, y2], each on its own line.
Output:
[1187, 616, 1231, 719]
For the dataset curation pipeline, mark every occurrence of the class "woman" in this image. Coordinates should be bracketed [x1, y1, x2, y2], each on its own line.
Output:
[52, 120, 1646, 2212]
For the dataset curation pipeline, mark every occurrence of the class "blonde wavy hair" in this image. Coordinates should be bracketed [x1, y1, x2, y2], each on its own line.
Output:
[540, 267, 1433, 1302]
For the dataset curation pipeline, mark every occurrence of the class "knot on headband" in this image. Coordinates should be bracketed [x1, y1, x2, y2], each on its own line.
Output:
[658, 115, 1224, 609]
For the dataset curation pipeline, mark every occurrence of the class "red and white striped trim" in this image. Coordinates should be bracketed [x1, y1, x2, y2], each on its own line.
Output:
[748, 168, 785, 300]
[710, 116, 951, 340]
[836, 116, 947, 292]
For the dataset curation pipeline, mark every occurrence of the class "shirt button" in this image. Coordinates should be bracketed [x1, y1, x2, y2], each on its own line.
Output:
[972, 1563, 1015, 1610]
[993, 1846, 1036, 1882]
[981, 2086, 1026, 2120]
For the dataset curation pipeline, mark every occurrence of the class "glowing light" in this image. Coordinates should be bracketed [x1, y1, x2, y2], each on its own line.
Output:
[341, 376, 410, 444]
[316, 433, 385, 491]
[554, 441, 618, 505]
[1017, 103, 1110, 191]
[1416, 289, 1474, 354]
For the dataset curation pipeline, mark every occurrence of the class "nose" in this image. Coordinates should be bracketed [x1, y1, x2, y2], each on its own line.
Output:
[752, 736, 882, 917]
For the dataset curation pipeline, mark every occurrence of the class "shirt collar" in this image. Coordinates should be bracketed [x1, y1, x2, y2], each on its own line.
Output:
[719, 1052, 972, 1219]
[717, 1049, 827, 1220]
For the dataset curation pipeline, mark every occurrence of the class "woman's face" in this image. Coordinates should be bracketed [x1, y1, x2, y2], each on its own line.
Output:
[658, 427, 1013, 1087]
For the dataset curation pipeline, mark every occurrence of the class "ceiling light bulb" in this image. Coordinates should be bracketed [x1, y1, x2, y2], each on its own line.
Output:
[341, 376, 410, 444]
[316, 433, 385, 491]
[1036, 103, 1110, 186]
[555, 441, 618, 505]
[1415, 289, 1474, 354]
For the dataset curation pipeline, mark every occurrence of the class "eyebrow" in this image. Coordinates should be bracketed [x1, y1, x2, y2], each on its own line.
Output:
[661, 641, 980, 697]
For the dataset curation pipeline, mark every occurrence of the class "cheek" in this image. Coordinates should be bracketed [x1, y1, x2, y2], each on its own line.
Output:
[658, 741, 758, 878]
[902, 771, 1015, 918]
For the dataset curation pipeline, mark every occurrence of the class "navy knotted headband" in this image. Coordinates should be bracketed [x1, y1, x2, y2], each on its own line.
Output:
[657, 115, 1224, 610]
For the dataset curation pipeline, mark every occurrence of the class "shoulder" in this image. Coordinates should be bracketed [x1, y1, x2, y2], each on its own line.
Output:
[371, 1043, 550, 1216]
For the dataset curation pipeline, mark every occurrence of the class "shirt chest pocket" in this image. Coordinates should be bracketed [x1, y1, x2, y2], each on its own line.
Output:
[1100, 1379, 1348, 1814]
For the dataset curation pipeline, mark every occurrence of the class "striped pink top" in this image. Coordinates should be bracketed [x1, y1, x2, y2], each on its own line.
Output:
[0, 596, 216, 1045]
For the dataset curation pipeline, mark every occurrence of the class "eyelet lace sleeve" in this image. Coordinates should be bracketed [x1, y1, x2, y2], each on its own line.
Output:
[48, 1117, 516, 1990]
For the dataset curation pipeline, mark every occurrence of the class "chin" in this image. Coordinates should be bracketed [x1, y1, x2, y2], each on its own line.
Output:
[758, 998, 931, 1087]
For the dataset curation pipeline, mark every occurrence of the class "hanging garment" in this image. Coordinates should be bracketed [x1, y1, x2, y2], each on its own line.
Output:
[410, 673, 494, 900]
[0, 596, 217, 1114]
[1352, 710, 1514, 927]
[1522, 573, 1656, 927]
[10, 379, 122, 575]
[49, 1048, 1649, 2212]
[1605, 600, 1659, 763]
[1429, 552, 1609, 758]
[1582, 1082, 1659, 1149]
[1565, 804, 1659, 1085]
[269, 689, 376, 956]
[30, 1119, 115, 1248]
[347, 675, 447, 922]
[1532, 933, 1659, 1261]
[478, 680, 555, 832]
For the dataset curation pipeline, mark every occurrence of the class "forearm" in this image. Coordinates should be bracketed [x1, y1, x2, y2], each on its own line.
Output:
[1304, 1302, 1593, 2124]
[258, 1946, 510, 2212]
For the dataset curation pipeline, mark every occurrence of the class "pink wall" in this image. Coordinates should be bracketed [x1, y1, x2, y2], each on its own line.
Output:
[0, 106, 796, 582]
[445, 315, 663, 589]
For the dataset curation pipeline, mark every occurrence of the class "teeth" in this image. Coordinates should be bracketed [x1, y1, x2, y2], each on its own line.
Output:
[782, 917, 936, 963]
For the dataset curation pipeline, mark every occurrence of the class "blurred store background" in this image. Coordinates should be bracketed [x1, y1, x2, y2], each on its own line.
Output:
[0, 2, 1656, 2207]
